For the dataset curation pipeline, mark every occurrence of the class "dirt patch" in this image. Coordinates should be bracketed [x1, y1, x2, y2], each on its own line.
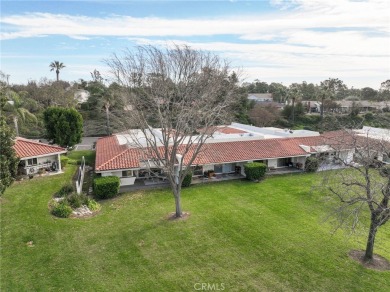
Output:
[349, 250, 390, 271]
[166, 211, 191, 221]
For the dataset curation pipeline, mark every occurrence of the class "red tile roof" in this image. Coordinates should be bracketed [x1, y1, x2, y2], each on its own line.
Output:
[95, 134, 327, 171]
[13, 138, 66, 158]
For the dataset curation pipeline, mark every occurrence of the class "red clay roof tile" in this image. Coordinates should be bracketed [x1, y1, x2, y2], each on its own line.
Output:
[13, 138, 66, 158]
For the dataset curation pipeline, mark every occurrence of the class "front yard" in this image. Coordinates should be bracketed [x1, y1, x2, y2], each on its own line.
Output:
[1, 152, 389, 291]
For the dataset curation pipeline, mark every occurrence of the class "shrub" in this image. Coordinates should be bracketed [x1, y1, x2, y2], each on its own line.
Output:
[86, 198, 101, 211]
[93, 176, 120, 199]
[181, 172, 192, 187]
[67, 193, 88, 208]
[244, 162, 267, 182]
[55, 183, 74, 198]
[60, 155, 69, 167]
[52, 200, 72, 218]
[304, 156, 320, 172]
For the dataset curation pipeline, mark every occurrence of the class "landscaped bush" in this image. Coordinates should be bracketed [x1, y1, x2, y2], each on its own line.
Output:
[67, 193, 88, 208]
[51, 200, 73, 218]
[304, 156, 320, 172]
[244, 162, 267, 182]
[60, 156, 69, 167]
[54, 183, 75, 198]
[86, 197, 101, 211]
[93, 176, 120, 199]
[181, 172, 192, 187]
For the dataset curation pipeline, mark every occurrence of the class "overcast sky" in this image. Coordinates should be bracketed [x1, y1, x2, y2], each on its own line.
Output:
[1, 0, 389, 89]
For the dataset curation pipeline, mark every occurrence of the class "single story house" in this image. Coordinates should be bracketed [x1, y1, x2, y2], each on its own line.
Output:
[13, 137, 67, 176]
[94, 124, 363, 187]
[248, 93, 273, 103]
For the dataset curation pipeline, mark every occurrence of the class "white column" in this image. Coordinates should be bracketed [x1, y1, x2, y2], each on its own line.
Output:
[58, 153, 62, 172]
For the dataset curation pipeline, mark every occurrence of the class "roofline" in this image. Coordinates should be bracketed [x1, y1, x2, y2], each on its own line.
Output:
[95, 154, 312, 172]
[19, 151, 67, 160]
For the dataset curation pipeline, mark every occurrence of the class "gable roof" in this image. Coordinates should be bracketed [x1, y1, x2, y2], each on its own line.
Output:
[13, 138, 66, 159]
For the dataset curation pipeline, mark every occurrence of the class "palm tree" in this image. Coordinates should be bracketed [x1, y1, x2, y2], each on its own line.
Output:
[49, 61, 66, 81]
[287, 84, 302, 126]
[4, 91, 37, 136]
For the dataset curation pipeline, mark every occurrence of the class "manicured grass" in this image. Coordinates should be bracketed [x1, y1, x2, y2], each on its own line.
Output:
[1, 158, 389, 291]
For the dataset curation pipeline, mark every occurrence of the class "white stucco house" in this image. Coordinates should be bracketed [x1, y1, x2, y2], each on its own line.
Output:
[94, 123, 364, 187]
[13, 137, 67, 176]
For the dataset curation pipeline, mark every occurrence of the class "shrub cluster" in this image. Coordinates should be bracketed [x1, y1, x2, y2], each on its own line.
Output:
[181, 172, 192, 187]
[54, 183, 74, 198]
[60, 156, 69, 167]
[244, 162, 267, 182]
[93, 176, 120, 199]
[86, 197, 101, 211]
[51, 200, 72, 218]
[304, 156, 320, 172]
[67, 193, 88, 208]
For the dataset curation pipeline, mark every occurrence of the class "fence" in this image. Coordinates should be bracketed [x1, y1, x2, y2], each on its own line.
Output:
[75, 156, 86, 194]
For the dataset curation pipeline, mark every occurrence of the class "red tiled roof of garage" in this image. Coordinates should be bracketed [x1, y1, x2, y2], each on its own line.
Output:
[13, 138, 66, 158]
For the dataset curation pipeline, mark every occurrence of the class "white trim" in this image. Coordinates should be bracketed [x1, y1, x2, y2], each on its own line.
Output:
[20, 151, 67, 160]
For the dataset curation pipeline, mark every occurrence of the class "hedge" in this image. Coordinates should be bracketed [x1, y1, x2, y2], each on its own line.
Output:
[93, 176, 120, 199]
[244, 162, 267, 182]
[181, 172, 192, 188]
[60, 156, 69, 167]
[304, 156, 320, 172]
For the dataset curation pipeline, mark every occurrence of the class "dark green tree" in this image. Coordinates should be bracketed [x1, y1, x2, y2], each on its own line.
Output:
[0, 88, 19, 195]
[43, 107, 83, 148]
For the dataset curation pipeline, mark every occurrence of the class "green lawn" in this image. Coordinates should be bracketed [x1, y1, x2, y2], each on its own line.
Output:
[1, 152, 389, 291]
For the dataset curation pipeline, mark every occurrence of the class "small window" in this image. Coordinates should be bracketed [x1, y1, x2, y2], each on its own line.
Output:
[27, 158, 37, 165]
[122, 170, 132, 177]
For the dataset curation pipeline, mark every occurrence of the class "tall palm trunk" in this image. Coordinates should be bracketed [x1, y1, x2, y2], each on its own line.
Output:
[56, 70, 59, 81]
[13, 116, 19, 137]
[105, 103, 111, 136]
[291, 97, 295, 126]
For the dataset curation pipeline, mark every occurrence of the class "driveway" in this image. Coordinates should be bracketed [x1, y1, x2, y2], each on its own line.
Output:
[74, 137, 100, 150]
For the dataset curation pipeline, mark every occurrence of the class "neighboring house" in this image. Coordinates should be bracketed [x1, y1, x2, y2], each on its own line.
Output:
[94, 123, 359, 187]
[248, 93, 273, 103]
[301, 100, 321, 113]
[337, 100, 389, 113]
[74, 89, 90, 104]
[354, 127, 390, 164]
[13, 137, 67, 176]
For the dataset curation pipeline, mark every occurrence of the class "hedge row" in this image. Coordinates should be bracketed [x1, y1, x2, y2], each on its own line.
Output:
[244, 162, 267, 182]
[93, 176, 120, 199]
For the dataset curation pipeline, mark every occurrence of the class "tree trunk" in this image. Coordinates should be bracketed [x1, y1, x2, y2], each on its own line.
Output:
[291, 97, 295, 126]
[320, 94, 324, 120]
[13, 116, 19, 137]
[173, 186, 183, 218]
[364, 221, 378, 262]
[105, 105, 110, 136]
[56, 70, 59, 81]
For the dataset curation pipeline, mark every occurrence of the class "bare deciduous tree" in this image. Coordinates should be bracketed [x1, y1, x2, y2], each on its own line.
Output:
[106, 45, 238, 218]
[321, 129, 390, 263]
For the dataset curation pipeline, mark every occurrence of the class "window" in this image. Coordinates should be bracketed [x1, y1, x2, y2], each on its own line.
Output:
[192, 166, 203, 176]
[214, 164, 223, 173]
[27, 158, 37, 166]
[122, 170, 133, 177]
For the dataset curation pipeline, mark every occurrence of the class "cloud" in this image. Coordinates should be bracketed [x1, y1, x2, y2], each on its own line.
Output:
[1, 0, 389, 87]
[1, 1, 388, 40]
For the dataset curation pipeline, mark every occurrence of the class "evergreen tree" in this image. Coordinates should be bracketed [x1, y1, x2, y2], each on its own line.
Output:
[43, 107, 83, 148]
[0, 88, 19, 195]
